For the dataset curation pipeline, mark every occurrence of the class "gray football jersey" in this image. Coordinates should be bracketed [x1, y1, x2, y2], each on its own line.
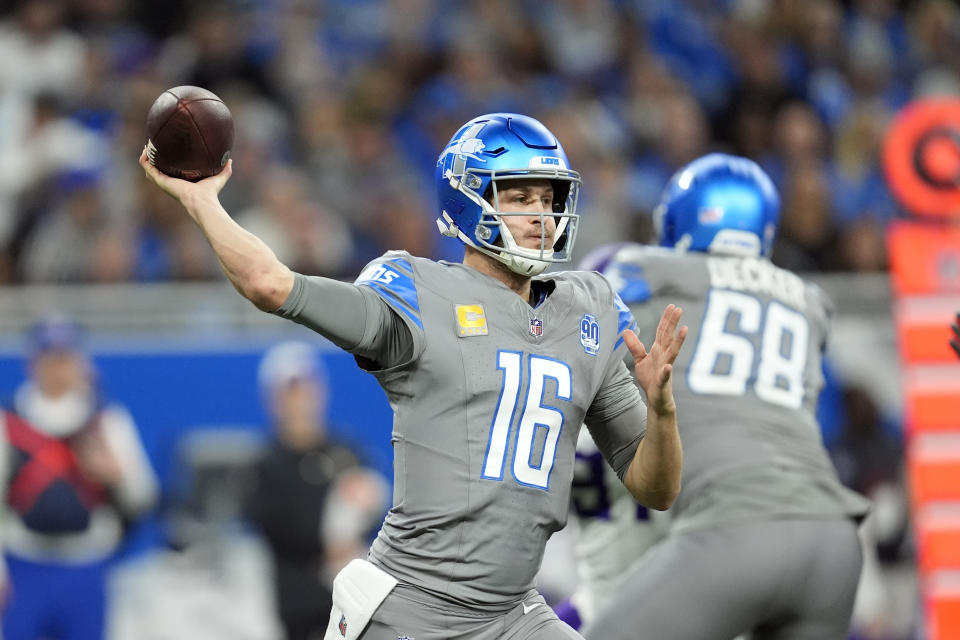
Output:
[599, 246, 870, 532]
[288, 251, 645, 609]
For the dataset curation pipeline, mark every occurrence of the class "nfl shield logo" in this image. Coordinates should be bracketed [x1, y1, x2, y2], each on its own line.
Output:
[339, 614, 347, 636]
[529, 318, 543, 337]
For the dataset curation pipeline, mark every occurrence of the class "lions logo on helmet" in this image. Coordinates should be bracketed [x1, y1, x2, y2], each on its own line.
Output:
[654, 153, 780, 258]
[435, 113, 582, 277]
[439, 134, 487, 164]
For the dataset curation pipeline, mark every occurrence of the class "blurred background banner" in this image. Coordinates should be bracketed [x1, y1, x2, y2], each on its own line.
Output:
[884, 96, 960, 639]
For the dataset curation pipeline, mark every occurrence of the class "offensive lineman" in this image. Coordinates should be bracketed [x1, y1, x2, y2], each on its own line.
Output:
[139, 113, 687, 640]
[581, 154, 871, 640]
[554, 427, 671, 629]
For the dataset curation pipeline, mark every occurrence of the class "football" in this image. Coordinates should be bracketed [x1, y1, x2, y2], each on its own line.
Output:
[144, 86, 234, 182]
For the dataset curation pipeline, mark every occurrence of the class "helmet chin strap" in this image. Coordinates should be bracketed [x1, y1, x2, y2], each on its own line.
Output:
[503, 250, 551, 277]
[493, 213, 558, 276]
[471, 229, 552, 276]
[459, 197, 553, 276]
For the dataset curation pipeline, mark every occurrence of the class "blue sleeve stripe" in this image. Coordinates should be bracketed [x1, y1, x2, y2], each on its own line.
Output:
[354, 257, 421, 321]
[613, 293, 637, 353]
[618, 279, 651, 304]
[360, 281, 424, 330]
[387, 257, 415, 276]
[615, 295, 635, 333]
[381, 267, 419, 313]
[613, 324, 636, 352]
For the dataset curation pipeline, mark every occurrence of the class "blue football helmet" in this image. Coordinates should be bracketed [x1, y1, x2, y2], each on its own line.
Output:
[654, 153, 780, 257]
[436, 113, 582, 276]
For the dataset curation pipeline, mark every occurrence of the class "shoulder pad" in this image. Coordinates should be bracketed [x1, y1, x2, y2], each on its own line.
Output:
[602, 246, 663, 305]
[355, 252, 423, 330]
[553, 270, 638, 354]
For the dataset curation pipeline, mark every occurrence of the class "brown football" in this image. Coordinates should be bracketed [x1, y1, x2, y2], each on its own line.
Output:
[144, 86, 234, 182]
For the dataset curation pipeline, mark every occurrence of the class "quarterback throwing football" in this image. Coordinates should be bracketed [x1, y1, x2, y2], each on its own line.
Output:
[140, 112, 686, 640]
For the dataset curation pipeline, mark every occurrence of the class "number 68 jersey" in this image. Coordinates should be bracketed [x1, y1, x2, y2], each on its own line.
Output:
[598, 245, 870, 533]
[342, 251, 646, 609]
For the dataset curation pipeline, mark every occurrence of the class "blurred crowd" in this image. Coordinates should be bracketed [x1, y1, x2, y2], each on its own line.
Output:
[1, 0, 958, 285]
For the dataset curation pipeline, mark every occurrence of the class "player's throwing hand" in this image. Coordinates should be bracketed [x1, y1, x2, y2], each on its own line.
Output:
[139, 147, 232, 205]
[623, 304, 687, 416]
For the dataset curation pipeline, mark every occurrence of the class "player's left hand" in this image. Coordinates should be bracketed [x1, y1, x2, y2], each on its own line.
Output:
[624, 304, 687, 416]
[951, 311, 960, 360]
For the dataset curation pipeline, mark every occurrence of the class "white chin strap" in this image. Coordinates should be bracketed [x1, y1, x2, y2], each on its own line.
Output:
[437, 211, 552, 276]
[495, 215, 562, 276]
[501, 248, 551, 277]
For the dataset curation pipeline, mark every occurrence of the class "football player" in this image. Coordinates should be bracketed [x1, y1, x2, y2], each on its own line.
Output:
[139, 112, 687, 640]
[554, 426, 672, 630]
[580, 154, 870, 640]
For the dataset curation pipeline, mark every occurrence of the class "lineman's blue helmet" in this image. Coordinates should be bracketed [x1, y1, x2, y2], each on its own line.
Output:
[436, 113, 582, 276]
[654, 153, 780, 257]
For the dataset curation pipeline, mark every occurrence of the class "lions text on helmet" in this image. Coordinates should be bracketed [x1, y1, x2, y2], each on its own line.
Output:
[435, 113, 582, 276]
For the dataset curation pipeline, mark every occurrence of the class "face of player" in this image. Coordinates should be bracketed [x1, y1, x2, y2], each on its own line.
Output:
[493, 179, 557, 250]
[31, 350, 90, 399]
[271, 377, 326, 449]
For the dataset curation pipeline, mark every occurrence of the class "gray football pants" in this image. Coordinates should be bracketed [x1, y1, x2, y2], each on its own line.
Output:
[582, 518, 863, 640]
[358, 585, 582, 640]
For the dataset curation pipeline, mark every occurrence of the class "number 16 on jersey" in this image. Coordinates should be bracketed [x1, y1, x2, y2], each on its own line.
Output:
[482, 351, 572, 490]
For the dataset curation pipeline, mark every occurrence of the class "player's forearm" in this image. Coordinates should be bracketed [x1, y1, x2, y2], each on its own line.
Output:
[182, 190, 294, 310]
[623, 408, 682, 510]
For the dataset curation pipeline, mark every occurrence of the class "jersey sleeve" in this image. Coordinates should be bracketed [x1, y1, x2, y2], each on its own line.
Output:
[351, 252, 427, 371]
[583, 262, 648, 478]
[612, 292, 638, 354]
[273, 252, 425, 370]
[273, 274, 372, 349]
[585, 349, 646, 480]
